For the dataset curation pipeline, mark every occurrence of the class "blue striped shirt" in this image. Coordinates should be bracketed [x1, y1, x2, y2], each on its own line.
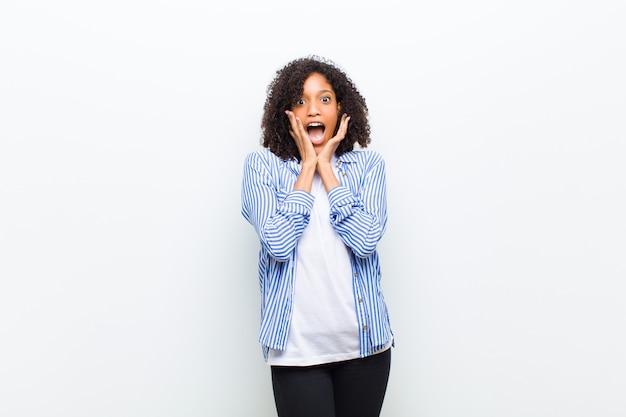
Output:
[241, 147, 394, 360]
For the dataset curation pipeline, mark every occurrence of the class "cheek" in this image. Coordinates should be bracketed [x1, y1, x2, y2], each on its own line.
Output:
[291, 108, 306, 119]
[329, 114, 340, 134]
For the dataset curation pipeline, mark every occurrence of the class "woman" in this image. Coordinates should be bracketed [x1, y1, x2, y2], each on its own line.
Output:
[241, 55, 394, 417]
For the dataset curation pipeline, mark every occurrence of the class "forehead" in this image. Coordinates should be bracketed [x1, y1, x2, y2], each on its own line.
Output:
[302, 72, 334, 93]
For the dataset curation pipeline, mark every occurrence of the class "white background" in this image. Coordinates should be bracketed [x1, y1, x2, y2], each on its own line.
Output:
[1, 1, 625, 416]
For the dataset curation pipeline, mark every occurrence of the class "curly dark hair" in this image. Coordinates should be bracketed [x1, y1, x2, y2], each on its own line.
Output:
[261, 55, 371, 161]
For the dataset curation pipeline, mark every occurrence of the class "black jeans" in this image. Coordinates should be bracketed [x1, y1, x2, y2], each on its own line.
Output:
[271, 349, 391, 417]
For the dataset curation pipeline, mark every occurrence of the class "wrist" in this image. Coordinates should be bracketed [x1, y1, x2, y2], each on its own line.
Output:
[301, 159, 317, 171]
[316, 159, 333, 169]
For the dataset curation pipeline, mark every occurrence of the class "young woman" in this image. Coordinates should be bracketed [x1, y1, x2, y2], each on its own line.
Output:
[241, 56, 394, 417]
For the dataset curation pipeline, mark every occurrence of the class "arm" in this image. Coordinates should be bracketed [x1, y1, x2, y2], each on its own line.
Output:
[241, 152, 314, 261]
[316, 113, 350, 192]
[285, 110, 318, 193]
[328, 152, 388, 258]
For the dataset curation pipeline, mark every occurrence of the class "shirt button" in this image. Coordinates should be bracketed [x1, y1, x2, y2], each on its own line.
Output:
[358, 298, 363, 303]
[362, 325, 368, 330]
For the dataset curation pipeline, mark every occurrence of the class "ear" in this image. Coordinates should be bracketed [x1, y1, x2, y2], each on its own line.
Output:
[337, 103, 342, 113]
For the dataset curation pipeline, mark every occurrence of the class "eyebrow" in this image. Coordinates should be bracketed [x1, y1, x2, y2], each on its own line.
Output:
[300, 89, 335, 99]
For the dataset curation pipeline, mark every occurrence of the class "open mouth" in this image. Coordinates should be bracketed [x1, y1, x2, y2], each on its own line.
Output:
[307, 122, 326, 144]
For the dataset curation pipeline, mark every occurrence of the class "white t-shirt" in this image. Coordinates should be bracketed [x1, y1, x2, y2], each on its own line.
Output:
[267, 165, 360, 366]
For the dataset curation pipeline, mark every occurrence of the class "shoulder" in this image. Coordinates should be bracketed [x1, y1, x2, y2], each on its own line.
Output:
[244, 148, 280, 168]
[244, 148, 300, 179]
[245, 147, 275, 162]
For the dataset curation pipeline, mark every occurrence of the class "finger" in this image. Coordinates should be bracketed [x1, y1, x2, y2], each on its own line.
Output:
[333, 114, 351, 141]
[285, 110, 298, 133]
[293, 115, 308, 140]
[285, 110, 300, 131]
[285, 111, 304, 142]
[285, 110, 308, 139]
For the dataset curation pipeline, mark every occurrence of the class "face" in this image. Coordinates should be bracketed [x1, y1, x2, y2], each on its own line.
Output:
[291, 72, 341, 154]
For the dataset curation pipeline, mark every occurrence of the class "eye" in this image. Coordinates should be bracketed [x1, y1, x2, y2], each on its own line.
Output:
[321, 96, 331, 103]
[295, 99, 306, 106]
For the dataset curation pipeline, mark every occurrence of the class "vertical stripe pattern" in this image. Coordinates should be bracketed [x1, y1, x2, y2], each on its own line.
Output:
[241, 148, 394, 360]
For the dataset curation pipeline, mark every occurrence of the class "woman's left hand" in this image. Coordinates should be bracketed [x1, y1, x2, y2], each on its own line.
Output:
[317, 113, 350, 165]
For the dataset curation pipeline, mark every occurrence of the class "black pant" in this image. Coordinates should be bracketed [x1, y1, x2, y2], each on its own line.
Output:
[271, 349, 391, 417]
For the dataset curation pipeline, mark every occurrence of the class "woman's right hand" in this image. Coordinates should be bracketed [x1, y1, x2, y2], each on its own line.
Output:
[285, 110, 317, 165]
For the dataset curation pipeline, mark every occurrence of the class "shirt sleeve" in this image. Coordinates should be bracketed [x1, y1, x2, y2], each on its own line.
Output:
[241, 151, 314, 261]
[327, 152, 388, 258]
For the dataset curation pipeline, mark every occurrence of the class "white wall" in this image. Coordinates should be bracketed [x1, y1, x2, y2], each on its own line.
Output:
[1, 1, 625, 416]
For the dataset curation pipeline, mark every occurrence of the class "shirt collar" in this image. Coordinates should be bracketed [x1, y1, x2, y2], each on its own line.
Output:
[337, 151, 358, 164]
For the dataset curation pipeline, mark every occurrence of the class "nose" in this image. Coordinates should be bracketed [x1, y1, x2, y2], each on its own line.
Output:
[307, 101, 320, 117]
